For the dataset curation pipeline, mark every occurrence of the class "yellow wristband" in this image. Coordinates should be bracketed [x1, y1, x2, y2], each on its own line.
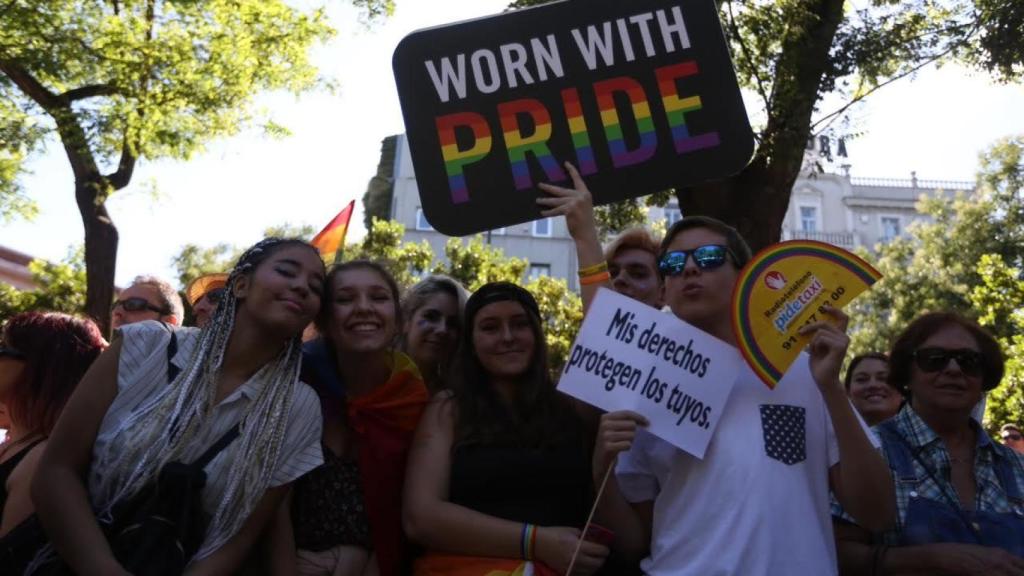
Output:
[578, 261, 609, 277]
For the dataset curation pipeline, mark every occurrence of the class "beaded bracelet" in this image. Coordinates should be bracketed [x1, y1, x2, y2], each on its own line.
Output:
[577, 261, 609, 277]
[580, 270, 612, 286]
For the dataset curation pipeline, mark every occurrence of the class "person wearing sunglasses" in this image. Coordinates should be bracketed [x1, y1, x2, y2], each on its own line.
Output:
[540, 167, 893, 575]
[834, 311, 1024, 575]
[186, 272, 229, 329]
[110, 275, 185, 330]
[1002, 424, 1024, 455]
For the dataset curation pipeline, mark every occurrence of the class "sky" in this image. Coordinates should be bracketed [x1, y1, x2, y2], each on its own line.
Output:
[1, 0, 1022, 288]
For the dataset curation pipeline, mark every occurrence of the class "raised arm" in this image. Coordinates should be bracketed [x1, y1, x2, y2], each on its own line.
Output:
[801, 307, 895, 531]
[31, 338, 129, 575]
[402, 394, 609, 575]
[538, 162, 607, 313]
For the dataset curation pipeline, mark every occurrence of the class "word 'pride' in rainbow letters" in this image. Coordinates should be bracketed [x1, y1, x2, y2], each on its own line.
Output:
[436, 60, 719, 204]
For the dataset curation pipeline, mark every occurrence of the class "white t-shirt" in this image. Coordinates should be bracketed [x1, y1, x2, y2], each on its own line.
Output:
[89, 321, 324, 518]
[617, 354, 846, 576]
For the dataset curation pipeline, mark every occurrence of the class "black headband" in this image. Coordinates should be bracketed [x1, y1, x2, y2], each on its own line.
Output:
[464, 282, 541, 326]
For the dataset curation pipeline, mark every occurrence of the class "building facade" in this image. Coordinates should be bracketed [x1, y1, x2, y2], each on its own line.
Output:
[389, 134, 973, 289]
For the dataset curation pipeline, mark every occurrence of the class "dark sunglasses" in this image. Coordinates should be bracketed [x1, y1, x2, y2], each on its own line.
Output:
[203, 287, 226, 305]
[112, 297, 169, 315]
[1003, 433, 1023, 442]
[0, 345, 25, 360]
[659, 245, 733, 276]
[913, 347, 985, 377]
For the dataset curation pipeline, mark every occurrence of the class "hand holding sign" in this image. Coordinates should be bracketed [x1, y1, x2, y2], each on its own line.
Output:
[537, 162, 597, 243]
[799, 305, 852, 392]
[592, 410, 649, 479]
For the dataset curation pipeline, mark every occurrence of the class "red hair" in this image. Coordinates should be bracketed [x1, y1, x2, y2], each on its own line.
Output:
[2, 312, 107, 436]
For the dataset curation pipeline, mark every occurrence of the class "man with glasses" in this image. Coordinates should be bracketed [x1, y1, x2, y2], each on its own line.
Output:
[1002, 423, 1024, 454]
[590, 216, 894, 576]
[185, 273, 228, 328]
[110, 275, 184, 330]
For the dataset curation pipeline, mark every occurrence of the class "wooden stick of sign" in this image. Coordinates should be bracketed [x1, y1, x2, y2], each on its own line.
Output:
[565, 458, 616, 575]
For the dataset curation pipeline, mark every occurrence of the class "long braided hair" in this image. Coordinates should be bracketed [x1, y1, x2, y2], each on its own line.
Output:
[90, 237, 323, 560]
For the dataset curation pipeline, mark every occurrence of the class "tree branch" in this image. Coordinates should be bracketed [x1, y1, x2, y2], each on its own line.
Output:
[810, 19, 982, 134]
[105, 137, 136, 190]
[0, 60, 62, 111]
[726, 0, 772, 117]
[60, 83, 117, 102]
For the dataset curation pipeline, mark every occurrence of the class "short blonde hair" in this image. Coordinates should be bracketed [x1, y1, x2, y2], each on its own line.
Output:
[603, 227, 661, 262]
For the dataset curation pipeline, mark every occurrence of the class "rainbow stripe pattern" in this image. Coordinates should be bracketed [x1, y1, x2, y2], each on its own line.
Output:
[594, 77, 657, 168]
[732, 240, 882, 388]
[657, 61, 721, 154]
[436, 112, 493, 204]
[498, 99, 567, 190]
[561, 87, 597, 176]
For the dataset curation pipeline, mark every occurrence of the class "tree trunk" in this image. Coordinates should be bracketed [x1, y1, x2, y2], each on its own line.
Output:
[76, 178, 118, 336]
[677, 0, 845, 254]
[675, 155, 796, 253]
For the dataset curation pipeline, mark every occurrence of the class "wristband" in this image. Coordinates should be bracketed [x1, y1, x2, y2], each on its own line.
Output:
[521, 523, 536, 560]
[580, 270, 611, 286]
[578, 261, 608, 277]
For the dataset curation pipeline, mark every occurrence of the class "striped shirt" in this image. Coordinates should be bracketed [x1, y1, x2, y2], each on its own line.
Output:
[88, 321, 323, 518]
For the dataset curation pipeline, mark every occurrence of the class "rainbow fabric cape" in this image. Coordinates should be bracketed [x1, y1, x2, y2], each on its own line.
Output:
[414, 554, 558, 576]
[311, 199, 355, 263]
[731, 240, 881, 388]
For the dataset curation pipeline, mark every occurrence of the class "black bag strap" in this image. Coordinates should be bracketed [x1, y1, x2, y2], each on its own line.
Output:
[191, 424, 241, 469]
[166, 330, 180, 383]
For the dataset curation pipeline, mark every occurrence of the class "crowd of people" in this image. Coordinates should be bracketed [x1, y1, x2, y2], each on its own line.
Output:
[1, 163, 1022, 575]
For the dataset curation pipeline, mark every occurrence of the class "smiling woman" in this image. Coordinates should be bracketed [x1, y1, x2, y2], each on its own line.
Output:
[274, 260, 428, 576]
[22, 238, 327, 576]
[402, 282, 612, 576]
[834, 312, 1024, 575]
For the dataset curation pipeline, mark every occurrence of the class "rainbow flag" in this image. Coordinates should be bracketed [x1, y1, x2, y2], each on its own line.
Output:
[311, 199, 354, 264]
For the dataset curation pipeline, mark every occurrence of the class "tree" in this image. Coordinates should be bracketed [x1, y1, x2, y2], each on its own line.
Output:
[344, 217, 434, 288]
[846, 136, 1024, 430]
[509, 0, 1022, 249]
[0, 0, 392, 334]
[0, 247, 88, 318]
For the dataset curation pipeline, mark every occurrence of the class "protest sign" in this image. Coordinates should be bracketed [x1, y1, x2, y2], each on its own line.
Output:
[393, 0, 754, 236]
[558, 288, 739, 458]
[731, 240, 882, 389]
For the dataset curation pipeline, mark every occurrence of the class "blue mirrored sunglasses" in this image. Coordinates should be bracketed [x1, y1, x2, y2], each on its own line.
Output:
[0, 346, 25, 360]
[658, 245, 732, 276]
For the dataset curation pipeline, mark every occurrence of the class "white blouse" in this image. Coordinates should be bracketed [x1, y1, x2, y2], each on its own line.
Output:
[88, 321, 323, 517]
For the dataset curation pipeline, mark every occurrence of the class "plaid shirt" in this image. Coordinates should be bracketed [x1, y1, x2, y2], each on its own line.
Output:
[833, 404, 1024, 544]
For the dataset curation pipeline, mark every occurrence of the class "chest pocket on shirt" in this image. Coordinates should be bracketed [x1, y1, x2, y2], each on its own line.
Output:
[760, 404, 806, 465]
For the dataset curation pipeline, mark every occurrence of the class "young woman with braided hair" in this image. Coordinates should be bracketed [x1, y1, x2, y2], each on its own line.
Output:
[29, 238, 327, 575]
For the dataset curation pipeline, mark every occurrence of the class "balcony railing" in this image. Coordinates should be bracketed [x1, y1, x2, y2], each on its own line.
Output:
[784, 229, 856, 248]
[850, 176, 974, 191]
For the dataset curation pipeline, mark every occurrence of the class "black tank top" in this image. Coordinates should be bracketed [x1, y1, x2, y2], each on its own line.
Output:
[0, 439, 45, 513]
[449, 434, 591, 528]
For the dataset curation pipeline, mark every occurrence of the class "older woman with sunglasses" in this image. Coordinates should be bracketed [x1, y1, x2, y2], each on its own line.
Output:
[835, 312, 1024, 576]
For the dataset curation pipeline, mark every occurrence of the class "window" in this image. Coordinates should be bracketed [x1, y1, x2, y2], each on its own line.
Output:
[881, 216, 901, 241]
[799, 206, 818, 232]
[532, 217, 552, 237]
[415, 208, 433, 231]
[528, 263, 551, 280]
[665, 208, 682, 227]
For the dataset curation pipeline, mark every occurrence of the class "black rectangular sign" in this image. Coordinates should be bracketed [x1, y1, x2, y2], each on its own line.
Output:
[393, 0, 754, 236]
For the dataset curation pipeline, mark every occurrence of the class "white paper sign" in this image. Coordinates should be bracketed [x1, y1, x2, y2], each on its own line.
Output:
[558, 288, 740, 458]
